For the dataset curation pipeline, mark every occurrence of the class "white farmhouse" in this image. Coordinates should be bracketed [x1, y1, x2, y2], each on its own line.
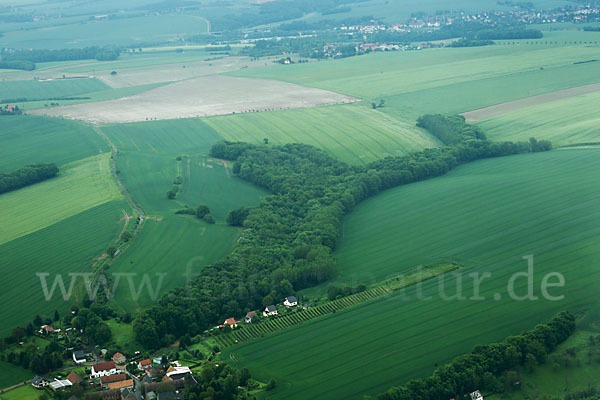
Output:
[90, 361, 118, 378]
[283, 296, 298, 307]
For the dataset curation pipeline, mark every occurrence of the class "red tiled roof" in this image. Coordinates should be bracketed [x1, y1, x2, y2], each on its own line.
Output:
[93, 361, 116, 372]
[66, 372, 82, 383]
[100, 374, 126, 384]
[224, 318, 237, 325]
[113, 352, 124, 358]
[108, 379, 133, 390]
[139, 359, 151, 366]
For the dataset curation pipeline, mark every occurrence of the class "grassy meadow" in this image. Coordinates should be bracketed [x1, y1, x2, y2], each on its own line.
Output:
[0, 383, 41, 400]
[0, 153, 121, 245]
[223, 148, 600, 399]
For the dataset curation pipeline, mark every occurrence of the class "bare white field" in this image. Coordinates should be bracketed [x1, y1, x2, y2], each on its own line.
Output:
[28, 75, 359, 124]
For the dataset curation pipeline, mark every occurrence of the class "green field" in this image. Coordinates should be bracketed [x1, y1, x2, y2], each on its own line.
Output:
[0, 200, 129, 336]
[481, 90, 600, 146]
[0, 115, 107, 171]
[0, 383, 39, 399]
[0, 153, 121, 245]
[0, 14, 209, 49]
[223, 148, 600, 400]
[0, 78, 108, 101]
[205, 104, 440, 165]
[0, 362, 34, 391]
[106, 319, 139, 353]
[109, 217, 242, 311]
[100, 120, 268, 310]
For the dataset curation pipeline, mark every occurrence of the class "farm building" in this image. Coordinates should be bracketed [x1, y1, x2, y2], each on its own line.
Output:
[91, 361, 118, 378]
[31, 375, 50, 389]
[263, 305, 278, 316]
[224, 317, 238, 328]
[245, 311, 257, 323]
[283, 296, 298, 307]
[138, 359, 152, 370]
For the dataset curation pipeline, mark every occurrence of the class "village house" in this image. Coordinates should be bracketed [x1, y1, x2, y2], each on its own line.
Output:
[223, 317, 238, 328]
[40, 325, 59, 334]
[108, 379, 134, 391]
[32, 375, 50, 389]
[112, 352, 126, 365]
[101, 374, 127, 389]
[263, 305, 278, 316]
[283, 296, 298, 307]
[166, 366, 191, 381]
[73, 350, 86, 364]
[138, 359, 152, 370]
[66, 372, 83, 385]
[245, 311, 257, 323]
[91, 361, 118, 379]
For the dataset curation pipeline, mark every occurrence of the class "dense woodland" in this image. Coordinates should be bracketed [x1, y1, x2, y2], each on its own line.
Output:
[133, 116, 552, 349]
[0, 163, 58, 194]
[376, 312, 576, 400]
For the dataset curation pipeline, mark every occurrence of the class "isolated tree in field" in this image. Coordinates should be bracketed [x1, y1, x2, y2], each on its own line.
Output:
[264, 138, 269, 144]
[203, 214, 215, 224]
[110, 71, 117, 75]
[266, 378, 277, 390]
[53, 310, 59, 322]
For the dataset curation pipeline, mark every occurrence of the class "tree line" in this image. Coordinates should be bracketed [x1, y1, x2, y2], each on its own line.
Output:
[0, 46, 121, 70]
[376, 311, 576, 400]
[0, 163, 58, 194]
[132, 115, 553, 349]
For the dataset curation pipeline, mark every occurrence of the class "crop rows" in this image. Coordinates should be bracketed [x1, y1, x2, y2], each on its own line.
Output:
[214, 286, 389, 348]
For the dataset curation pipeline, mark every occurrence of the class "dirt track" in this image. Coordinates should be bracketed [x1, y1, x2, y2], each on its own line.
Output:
[461, 82, 600, 123]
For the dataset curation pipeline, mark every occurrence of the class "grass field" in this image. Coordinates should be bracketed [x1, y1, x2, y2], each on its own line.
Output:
[106, 319, 140, 353]
[479, 90, 600, 146]
[0, 200, 129, 337]
[0, 383, 39, 399]
[205, 104, 439, 165]
[223, 148, 600, 400]
[0, 153, 121, 245]
[0, 78, 108, 101]
[0, 115, 107, 171]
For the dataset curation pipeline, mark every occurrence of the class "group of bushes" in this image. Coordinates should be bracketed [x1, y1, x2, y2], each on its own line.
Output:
[133, 115, 553, 349]
[0, 163, 58, 194]
[175, 204, 216, 224]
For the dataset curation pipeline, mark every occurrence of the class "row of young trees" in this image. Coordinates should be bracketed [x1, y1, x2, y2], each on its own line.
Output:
[0, 163, 58, 194]
[376, 311, 576, 400]
[132, 116, 553, 349]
